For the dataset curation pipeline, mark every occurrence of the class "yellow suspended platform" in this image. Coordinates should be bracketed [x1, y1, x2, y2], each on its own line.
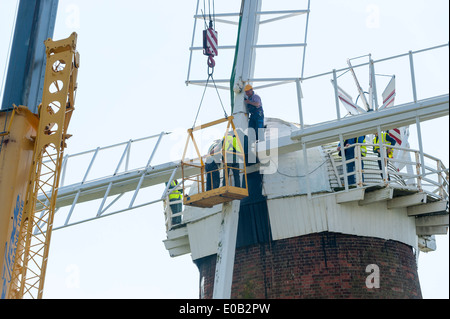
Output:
[181, 116, 248, 208]
[184, 185, 248, 208]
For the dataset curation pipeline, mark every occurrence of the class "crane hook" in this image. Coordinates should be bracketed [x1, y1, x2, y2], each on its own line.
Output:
[207, 55, 216, 68]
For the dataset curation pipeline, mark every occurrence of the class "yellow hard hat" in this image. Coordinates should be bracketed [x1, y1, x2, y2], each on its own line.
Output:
[244, 84, 253, 91]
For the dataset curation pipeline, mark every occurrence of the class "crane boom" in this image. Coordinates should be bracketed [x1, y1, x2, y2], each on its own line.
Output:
[3, 33, 79, 299]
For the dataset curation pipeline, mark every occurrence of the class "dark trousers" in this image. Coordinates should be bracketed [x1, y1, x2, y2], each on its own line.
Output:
[206, 161, 220, 191]
[249, 116, 264, 141]
[345, 156, 364, 185]
[225, 162, 240, 188]
[170, 199, 182, 225]
[346, 162, 356, 185]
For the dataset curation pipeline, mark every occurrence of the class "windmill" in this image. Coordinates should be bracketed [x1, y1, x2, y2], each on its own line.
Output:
[1, 0, 448, 299]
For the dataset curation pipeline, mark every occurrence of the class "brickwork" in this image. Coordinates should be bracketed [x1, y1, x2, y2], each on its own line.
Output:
[195, 231, 422, 299]
[195, 254, 217, 299]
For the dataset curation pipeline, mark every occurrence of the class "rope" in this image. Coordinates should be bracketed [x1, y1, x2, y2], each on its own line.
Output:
[192, 71, 228, 128]
[192, 74, 211, 128]
[210, 73, 228, 118]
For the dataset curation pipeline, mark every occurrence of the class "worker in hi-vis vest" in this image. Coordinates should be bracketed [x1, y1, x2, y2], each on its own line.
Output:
[373, 131, 397, 180]
[223, 132, 243, 188]
[165, 179, 182, 225]
[204, 132, 243, 190]
[205, 139, 221, 191]
[205, 131, 243, 191]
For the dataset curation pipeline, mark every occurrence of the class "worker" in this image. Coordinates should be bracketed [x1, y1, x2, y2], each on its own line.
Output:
[373, 131, 397, 180]
[205, 139, 221, 191]
[244, 84, 264, 141]
[337, 135, 366, 186]
[204, 132, 243, 190]
[165, 179, 182, 225]
[223, 131, 243, 188]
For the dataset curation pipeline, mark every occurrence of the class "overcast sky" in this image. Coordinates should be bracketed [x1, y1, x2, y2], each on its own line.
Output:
[0, 0, 448, 299]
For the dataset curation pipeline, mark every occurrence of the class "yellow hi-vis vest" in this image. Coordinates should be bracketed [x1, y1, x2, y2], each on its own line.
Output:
[223, 135, 242, 164]
[169, 180, 182, 200]
[224, 135, 242, 153]
[360, 138, 367, 157]
[374, 133, 394, 158]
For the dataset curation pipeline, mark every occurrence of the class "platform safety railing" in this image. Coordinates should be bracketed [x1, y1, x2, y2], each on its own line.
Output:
[181, 149, 247, 204]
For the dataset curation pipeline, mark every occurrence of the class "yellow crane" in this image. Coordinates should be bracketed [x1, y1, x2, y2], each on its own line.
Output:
[0, 32, 79, 299]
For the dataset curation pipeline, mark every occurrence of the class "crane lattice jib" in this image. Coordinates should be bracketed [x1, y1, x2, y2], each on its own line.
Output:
[7, 33, 79, 299]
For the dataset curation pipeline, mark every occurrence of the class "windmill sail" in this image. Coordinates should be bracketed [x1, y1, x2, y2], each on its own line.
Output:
[379, 76, 413, 181]
[380, 76, 396, 109]
[335, 83, 366, 115]
[347, 59, 370, 111]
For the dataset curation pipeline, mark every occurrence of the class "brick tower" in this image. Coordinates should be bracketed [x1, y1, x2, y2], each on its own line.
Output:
[196, 233, 422, 299]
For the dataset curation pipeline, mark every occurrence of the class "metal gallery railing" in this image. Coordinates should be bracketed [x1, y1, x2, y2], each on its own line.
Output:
[328, 142, 449, 202]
